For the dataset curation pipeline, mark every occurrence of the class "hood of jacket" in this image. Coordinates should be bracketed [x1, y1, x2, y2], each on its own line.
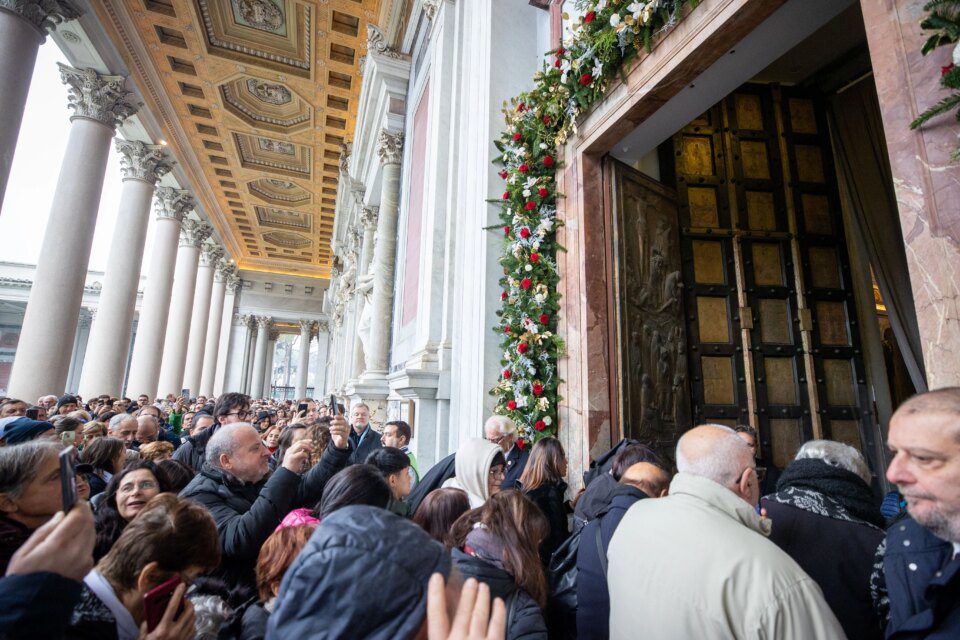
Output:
[451, 547, 518, 600]
[267, 505, 450, 640]
[446, 438, 501, 507]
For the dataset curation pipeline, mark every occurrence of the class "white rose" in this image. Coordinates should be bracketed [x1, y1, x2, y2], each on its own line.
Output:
[539, 143, 548, 150]
[609, 13, 621, 27]
[525, 264, 533, 272]
[543, 415, 552, 425]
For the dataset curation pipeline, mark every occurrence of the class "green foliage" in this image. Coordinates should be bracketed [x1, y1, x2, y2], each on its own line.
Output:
[488, 0, 694, 444]
[913, 0, 960, 159]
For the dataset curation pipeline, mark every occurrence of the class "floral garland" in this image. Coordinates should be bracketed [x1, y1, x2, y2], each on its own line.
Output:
[911, 0, 960, 160]
[489, 0, 695, 446]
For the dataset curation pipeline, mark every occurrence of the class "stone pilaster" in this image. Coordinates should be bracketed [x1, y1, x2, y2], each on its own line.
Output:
[7, 66, 136, 400]
[126, 188, 193, 397]
[79, 139, 170, 398]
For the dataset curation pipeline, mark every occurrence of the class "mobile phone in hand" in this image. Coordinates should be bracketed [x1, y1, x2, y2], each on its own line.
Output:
[329, 394, 341, 415]
[181, 388, 190, 401]
[25, 408, 39, 420]
[143, 575, 184, 632]
[59, 446, 78, 512]
[298, 402, 308, 413]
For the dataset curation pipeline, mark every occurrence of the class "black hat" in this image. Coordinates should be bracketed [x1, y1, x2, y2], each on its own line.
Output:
[55, 395, 79, 411]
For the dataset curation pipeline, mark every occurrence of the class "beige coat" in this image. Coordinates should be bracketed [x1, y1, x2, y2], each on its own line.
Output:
[607, 473, 847, 639]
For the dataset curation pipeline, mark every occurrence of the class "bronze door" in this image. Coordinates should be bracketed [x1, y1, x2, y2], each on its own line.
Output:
[607, 158, 691, 463]
[669, 84, 872, 473]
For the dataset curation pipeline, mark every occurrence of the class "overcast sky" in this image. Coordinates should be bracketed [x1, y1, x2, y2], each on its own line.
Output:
[0, 44, 158, 275]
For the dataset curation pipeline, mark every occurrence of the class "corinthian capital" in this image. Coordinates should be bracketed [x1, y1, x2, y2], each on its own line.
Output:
[226, 274, 242, 292]
[268, 328, 280, 341]
[360, 206, 379, 230]
[316, 321, 330, 333]
[153, 187, 193, 223]
[215, 260, 235, 282]
[200, 243, 224, 267]
[256, 315, 273, 330]
[298, 319, 315, 334]
[58, 64, 136, 129]
[376, 129, 403, 165]
[0, 0, 82, 37]
[180, 219, 213, 248]
[115, 139, 170, 184]
[422, 0, 441, 20]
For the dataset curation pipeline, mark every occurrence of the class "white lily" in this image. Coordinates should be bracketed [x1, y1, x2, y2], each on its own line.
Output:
[627, 1, 645, 21]
[609, 13, 621, 28]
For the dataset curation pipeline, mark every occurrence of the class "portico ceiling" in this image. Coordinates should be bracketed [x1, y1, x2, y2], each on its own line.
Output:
[91, 0, 385, 278]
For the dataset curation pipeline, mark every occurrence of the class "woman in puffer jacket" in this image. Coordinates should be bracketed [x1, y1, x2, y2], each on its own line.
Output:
[450, 490, 549, 640]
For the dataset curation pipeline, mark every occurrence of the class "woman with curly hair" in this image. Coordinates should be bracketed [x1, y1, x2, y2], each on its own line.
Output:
[92, 460, 172, 560]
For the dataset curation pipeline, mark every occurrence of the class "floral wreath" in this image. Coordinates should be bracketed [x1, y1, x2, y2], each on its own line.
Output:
[489, 0, 698, 446]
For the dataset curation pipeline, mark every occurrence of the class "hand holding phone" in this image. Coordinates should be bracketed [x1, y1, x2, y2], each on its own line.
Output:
[329, 394, 342, 416]
[143, 578, 195, 638]
[59, 447, 78, 513]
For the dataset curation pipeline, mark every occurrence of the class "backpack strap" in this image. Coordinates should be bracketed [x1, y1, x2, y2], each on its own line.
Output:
[595, 522, 608, 576]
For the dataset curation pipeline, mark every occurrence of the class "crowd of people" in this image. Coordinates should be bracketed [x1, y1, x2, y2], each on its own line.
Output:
[0, 385, 956, 639]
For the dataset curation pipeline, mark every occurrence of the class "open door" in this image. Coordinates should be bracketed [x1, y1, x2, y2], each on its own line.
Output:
[606, 157, 691, 463]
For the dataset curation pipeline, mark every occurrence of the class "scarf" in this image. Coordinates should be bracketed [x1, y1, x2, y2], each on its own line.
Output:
[464, 524, 508, 572]
[767, 458, 885, 529]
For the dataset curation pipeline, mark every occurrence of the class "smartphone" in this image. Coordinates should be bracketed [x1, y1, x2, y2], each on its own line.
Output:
[298, 402, 308, 413]
[143, 575, 184, 632]
[181, 388, 190, 401]
[25, 407, 40, 420]
[61, 431, 76, 447]
[329, 394, 342, 415]
[59, 446, 78, 512]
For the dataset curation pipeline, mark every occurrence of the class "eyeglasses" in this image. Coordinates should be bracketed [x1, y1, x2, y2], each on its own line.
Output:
[118, 480, 158, 494]
[226, 410, 252, 419]
[489, 467, 506, 479]
[487, 434, 505, 445]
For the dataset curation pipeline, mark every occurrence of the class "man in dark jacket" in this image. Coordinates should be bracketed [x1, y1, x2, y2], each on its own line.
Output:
[180, 415, 351, 589]
[573, 442, 664, 533]
[883, 388, 960, 639]
[576, 462, 669, 640]
[348, 402, 382, 464]
[174, 392, 250, 472]
[267, 505, 450, 639]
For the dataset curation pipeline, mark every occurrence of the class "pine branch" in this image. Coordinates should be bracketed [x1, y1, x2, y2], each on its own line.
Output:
[910, 92, 960, 128]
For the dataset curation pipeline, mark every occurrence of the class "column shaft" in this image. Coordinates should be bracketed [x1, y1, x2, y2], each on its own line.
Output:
[295, 321, 312, 398]
[7, 118, 114, 399]
[315, 327, 330, 396]
[249, 318, 270, 399]
[263, 337, 277, 399]
[157, 243, 200, 396]
[182, 247, 220, 393]
[364, 160, 402, 376]
[207, 275, 234, 396]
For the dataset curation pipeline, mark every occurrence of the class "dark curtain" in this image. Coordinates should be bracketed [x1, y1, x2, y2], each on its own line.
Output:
[827, 78, 928, 392]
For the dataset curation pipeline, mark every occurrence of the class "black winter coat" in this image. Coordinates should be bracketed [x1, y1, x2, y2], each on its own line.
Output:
[502, 446, 529, 491]
[240, 602, 270, 640]
[572, 472, 619, 534]
[523, 482, 569, 565]
[576, 485, 647, 640]
[348, 425, 383, 465]
[180, 443, 350, 589]
[452, 548, 547, 640]
[0, 572, 82, 639]
[173, 422, 220, 472]
[761, 498, 885, 640]
[884, 516, 960, 639]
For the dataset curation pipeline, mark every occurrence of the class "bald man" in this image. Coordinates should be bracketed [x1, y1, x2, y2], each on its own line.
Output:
[607, 425, 843, 639]
[577, 459, 671, 639]
[883, 387, 960, 638]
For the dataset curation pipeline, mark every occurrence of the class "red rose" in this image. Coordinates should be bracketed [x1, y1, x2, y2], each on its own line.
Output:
[530, 253, 540, 263]
[533, 383, 543, 396]
[503, 369, 511, 379]
[500, 169, 507, 179]
[518, 343, 528, 354]
[521, 278, 532, 290]
[517, 438, 526, 450]
[543, 115, 550, 125]
[584, 11, 595, 23]
[503, 225, 510, 235]
[557, 47, 565, 55]
[543, 155, 554, 167]
[503, 326, 511, 334]
[534, 420, 546, 431]
[512, 132, 521, 142]
[517, 102, 525, 112]
[538, 187, 549, 197]
[554, 57, 561, 68]
[539, 313, 549, 324]
[520, 228, 531, 239]
[943, 63, 956, 76]
[507, 400, 517, 411]
[501, 291, 508, 300]
[502, 191, 509, 200]
[518, 163, 529, 173]
[525, 201, 536, 211]
[580, 73, 593, 86]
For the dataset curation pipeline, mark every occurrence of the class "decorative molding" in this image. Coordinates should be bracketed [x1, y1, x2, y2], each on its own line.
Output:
[268, 328, 280, 341]
[360, 206, 379, 231]
[180, 219, 213, 248]
[214, 259, 233, 282]
[200, 243, 224, 267]
[316, 320, 330, 333]
[422, 0, 441, 21]
[115, 139, 170, 184]
[298, 319, 314, 334]
[366, 24, 403, 59]
[338, 141, 351, 176]
[153, 187, 194, 223]
[375, 129, 404, 165]
[58, 64, 136, 129]
[0, 0, 82, 37]
[255, 315, 273, 329]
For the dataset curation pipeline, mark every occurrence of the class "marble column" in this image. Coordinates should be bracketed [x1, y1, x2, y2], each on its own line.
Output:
[249, 316, 271, 400]
[314, 321, 330, 397]
[295, 319, 313, 399]
[0, 1, 81, 210]
[212, 273, 239, 396]
[65, 309, 93, 394]
[352, 206, 379, 376]
[198, 260, 230, 396]
[156, 220, 212, 397]
[362, 130, 404, 383]
[182, 243, 222, 394]
[125, 188, 193, 398]
[79, 140, 170, 398]
[239, 315, 256, 394]
[7, 65, 135, 401]
[263, 329, 279, 399]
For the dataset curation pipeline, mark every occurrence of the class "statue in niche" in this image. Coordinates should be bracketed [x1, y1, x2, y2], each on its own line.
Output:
[355, 272, 374, 360]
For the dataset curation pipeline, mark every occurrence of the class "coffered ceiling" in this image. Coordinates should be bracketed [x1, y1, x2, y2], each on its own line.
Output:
[93, 0, 384, 277]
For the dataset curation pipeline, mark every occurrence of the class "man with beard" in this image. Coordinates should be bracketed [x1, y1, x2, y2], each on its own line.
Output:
[884, 387, 960, 638]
